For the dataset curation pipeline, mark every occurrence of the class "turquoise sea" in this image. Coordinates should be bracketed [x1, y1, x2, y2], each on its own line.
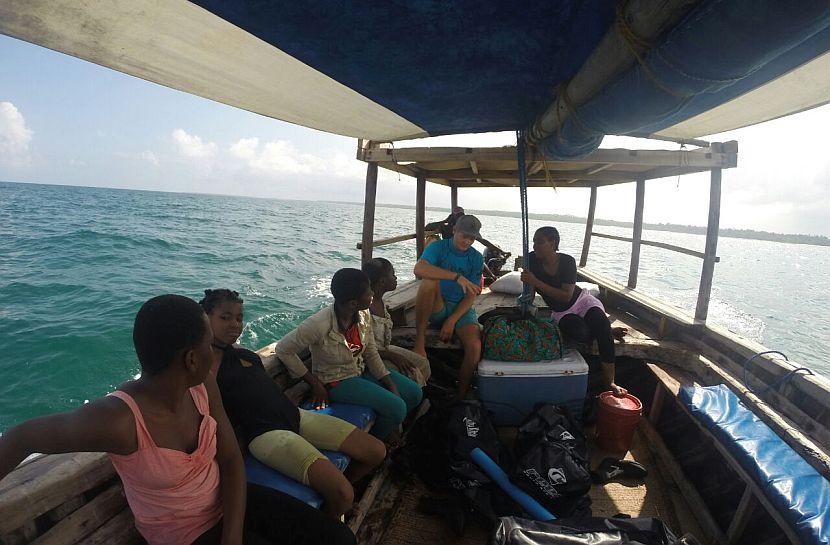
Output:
[1, 181, 828, 432]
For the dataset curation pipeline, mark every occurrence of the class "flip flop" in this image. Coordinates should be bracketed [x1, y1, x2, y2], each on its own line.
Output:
[612, 327, 628, 342]
[591, 458, 648, 484]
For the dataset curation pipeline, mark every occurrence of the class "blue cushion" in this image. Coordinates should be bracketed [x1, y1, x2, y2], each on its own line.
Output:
[681, 385, 830, 545]
[244, 403, 375, 506]
[302, 402, 376, 430]
[244, 448, 350, 508]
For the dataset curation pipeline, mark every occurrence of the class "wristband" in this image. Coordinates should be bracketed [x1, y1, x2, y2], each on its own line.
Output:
[454, 272, 461, 282]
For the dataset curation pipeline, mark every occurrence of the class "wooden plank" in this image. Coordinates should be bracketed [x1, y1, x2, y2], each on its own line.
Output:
[0, 452, 115, 535]
[361, 162, 379, 265]
[384, 279, 421, 313]
[592, 232, 713, 260]
[426, 167, 697, 184]
[363, 146, 736, 169]
[695, 168, 722, 321]
[628, 178, 645, 288]
[32, 483, 126, 545]
[356, 232, 416, 250]
[46, 494, 86, 524]
[639, 418, 728, 545]
[578, 268, 697, 326]
[579, 185, 597, 267]
[649, 383, 666, 424]
[727, 485, 758, 545]
[450, 185, 458, 209]
[416, 175, 426, 257]
[349, 461, 391, 534]
[75, 509, 142, 545]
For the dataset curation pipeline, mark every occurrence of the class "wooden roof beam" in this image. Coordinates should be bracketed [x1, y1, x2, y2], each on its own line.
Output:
[364, 146, 737, 169]
[425, 168, 640, 183]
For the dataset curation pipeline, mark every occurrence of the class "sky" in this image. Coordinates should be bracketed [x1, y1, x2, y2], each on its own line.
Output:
[1, 34, 829, 236]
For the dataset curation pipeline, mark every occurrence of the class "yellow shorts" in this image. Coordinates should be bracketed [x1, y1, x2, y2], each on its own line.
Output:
[247, 409, 356, 485]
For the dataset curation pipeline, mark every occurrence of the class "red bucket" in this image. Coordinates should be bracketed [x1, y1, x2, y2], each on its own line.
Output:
[595, 392, 642, 454]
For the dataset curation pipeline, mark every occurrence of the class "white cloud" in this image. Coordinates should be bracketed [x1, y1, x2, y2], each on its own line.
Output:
[0, 101, 33, 165]
[230, 137, 330, 175]
[229, 137, 259, 160]
[171, 128, 217, 158]
[141, 150, 159, 166]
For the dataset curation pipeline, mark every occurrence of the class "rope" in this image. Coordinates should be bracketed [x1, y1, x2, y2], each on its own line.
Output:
[615, 0, 686, 99]
[742, 350, 814, 396]
[517, 130, 531, 316]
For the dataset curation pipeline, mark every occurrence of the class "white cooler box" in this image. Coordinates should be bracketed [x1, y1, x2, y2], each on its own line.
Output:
[477, 349, 589, 426]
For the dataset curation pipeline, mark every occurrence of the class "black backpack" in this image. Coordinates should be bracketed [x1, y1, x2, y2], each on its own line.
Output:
[511, 405, 592, 518]
[492, 516, 679, 545]
[394, 399, 503, 490]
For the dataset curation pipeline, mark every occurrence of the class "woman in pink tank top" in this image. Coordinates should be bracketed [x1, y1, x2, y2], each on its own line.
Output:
[0, 295, 355, 545]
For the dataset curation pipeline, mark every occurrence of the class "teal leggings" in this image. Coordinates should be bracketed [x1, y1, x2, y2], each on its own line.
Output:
[328, 370, 422, 440]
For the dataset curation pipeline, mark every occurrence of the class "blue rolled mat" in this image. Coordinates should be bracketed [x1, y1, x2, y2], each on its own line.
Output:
[470, 447, 555, 521]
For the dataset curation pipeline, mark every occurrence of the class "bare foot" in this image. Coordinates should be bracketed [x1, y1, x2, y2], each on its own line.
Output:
[412, 342, 427, 357]
[612, 327, 627, 342]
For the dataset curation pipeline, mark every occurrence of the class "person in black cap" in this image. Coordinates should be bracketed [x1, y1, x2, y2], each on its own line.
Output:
[413, 215, 485, 399]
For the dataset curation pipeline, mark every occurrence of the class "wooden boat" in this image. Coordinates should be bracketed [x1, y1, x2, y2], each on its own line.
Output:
[1, 2, 829, 545]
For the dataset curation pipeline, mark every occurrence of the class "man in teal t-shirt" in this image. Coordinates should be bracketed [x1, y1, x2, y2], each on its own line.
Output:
[413, 215, 484, 399]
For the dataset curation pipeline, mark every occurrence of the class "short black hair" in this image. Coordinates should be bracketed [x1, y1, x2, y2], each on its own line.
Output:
[133, 294, 207, 376]
[536, 226, 560, 249]
[199, 288, 243, 314]
[330, 268, 371, 302]
[362, 258, 393, 287]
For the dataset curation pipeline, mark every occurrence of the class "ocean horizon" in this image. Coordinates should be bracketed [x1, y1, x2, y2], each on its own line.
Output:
[1, 180, 828, 432]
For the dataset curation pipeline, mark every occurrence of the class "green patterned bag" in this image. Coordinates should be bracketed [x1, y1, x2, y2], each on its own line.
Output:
[482, 310, 564, 362]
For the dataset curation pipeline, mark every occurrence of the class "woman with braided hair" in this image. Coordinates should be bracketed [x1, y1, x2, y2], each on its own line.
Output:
[201, 289, 386, 521]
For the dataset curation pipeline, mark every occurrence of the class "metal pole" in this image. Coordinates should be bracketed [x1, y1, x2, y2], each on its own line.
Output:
[360, 163, 378, 265]
[450, 185, 458, 210]
[696, 168, 722, 321]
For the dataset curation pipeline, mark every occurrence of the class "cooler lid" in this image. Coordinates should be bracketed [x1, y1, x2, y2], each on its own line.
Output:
[478, 349, 588, 377]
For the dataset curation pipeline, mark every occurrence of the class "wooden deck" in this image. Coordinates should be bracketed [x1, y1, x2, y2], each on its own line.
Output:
[360, 280, 706, 544]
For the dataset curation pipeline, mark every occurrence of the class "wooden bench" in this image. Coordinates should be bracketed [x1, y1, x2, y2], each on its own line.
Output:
[645, 362, 827, 545]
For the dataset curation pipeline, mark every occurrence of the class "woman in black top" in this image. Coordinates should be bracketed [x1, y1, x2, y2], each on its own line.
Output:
[520, 227, 627, 396]
[200, 289, 386, 520]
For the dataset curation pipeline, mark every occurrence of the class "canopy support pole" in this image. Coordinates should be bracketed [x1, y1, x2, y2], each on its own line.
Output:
[450, 185, 458, 210]
[361, 162, 379, 265]
[628, 178, 646, 288]
[416, 174, 426, 258]
[696, 167, 722, 321]
[579, 186, 597, 267]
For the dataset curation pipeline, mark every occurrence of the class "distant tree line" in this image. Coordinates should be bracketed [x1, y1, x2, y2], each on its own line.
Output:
[372, 203, 830, 247]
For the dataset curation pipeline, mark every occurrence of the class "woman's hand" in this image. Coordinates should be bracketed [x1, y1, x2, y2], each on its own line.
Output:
[311, 382, 329, 409]
[520, 270, 539, 288]
[381, 376, 401, 398]
[610, 382, 628, 397]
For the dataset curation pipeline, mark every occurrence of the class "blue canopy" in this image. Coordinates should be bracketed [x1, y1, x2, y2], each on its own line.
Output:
[2, 0, 830, 156]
